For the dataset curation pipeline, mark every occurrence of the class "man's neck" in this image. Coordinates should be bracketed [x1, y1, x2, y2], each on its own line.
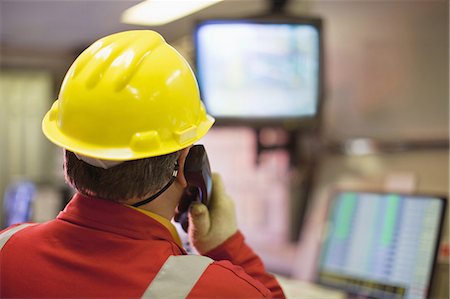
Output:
[129, 182, 183, 220]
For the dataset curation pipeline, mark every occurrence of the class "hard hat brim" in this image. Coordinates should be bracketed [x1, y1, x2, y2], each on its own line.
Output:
[42, 109, 215, 161]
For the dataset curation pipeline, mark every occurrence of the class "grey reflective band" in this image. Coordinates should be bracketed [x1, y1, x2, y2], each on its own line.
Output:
[142, 255, 213, 299]
[0, 223, 35, 250]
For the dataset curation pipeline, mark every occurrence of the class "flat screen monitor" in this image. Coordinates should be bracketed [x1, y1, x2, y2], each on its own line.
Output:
[194, 18, 322, 126]
[317, 191, 446, 299]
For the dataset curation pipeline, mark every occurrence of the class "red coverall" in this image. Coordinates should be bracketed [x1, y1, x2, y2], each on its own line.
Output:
[0, 193, 285, 298]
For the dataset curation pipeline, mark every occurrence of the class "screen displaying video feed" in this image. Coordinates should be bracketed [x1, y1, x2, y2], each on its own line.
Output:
[195, 20, 321, 121]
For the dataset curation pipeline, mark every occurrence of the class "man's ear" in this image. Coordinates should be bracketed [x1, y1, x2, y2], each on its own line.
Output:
[176, 147, 190, 188]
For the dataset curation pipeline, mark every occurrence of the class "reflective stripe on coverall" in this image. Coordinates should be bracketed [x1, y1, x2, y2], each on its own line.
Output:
[0, 224, 213, 299]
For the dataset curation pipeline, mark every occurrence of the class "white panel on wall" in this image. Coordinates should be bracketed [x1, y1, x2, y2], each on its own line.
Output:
[0, 71, 53, 198]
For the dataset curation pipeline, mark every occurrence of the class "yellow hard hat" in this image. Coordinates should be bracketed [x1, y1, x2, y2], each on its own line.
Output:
[42, 30, 214, 161]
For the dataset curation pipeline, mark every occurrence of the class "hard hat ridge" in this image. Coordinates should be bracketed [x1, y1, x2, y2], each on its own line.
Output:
[42, 30, 214, 162]
[69, 31, 165, 91]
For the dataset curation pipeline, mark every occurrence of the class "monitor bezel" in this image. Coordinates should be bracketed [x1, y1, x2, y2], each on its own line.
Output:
[193, 16, 324, 130]
[315, 189, 447, 299]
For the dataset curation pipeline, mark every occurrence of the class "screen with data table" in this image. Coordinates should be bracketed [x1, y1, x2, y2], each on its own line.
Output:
[317, 191, 446, 299]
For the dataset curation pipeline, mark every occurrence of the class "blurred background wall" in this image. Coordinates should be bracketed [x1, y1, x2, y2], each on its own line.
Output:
[0, 0, 448, 295]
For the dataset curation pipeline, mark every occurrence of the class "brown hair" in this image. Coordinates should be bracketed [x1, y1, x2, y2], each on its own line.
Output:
[64, 150, 179, 201]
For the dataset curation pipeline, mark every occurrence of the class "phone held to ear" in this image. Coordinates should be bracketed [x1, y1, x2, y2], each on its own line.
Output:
[174, 144, 212, 232]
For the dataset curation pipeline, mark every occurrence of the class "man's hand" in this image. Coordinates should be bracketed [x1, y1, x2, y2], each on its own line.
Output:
[188, 173, 238, 254]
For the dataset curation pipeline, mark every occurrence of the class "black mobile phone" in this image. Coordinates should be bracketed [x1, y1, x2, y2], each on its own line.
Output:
[174, 144, 212, 232]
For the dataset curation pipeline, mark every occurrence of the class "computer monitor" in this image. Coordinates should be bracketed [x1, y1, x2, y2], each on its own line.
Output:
[194, 17, 323, 126]
[317, 191, 446, 299]
[3, 181, 36, 227]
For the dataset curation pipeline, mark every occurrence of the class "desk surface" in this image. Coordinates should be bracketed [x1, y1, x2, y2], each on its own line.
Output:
[276, 276, 346, 299]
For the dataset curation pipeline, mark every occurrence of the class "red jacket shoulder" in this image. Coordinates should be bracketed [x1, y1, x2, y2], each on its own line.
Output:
[188, 260, 272, 298]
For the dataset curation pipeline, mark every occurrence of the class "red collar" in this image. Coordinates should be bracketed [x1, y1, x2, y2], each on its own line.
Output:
[57, 193, 185, 253]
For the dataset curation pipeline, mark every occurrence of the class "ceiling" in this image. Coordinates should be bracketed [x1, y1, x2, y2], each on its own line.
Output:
[0, 0, 269, 53]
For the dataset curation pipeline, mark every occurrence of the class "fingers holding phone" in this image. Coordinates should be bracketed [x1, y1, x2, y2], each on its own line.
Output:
[188, 173, 238, 254]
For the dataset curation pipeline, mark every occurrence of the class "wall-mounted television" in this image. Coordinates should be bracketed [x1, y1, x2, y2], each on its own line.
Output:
[194, 17, 323, 127]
